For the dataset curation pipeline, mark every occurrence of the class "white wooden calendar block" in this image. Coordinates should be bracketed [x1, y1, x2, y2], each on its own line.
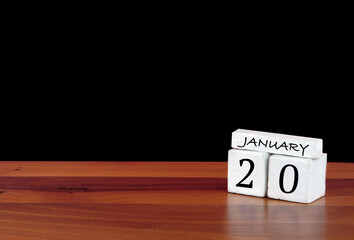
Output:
[232, 129, 323, 159]
[228, 149, 270, 197]
[267, 153, 327, 203]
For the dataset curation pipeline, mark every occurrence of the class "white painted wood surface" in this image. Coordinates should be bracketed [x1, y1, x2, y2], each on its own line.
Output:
[267, 153, 327, 203]
[231, 129, 323, 159]
[228, 149, 270, 197]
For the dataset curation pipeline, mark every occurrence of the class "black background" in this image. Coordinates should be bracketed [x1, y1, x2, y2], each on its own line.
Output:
[1, 69, 348, 162]
[1, 9, 351, 162]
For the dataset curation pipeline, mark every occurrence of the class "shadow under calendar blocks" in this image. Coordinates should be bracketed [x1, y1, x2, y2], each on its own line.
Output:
[228, 129, 327, 204]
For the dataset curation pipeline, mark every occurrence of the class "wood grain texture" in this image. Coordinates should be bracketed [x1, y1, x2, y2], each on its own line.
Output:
[0, 162, 353, 240]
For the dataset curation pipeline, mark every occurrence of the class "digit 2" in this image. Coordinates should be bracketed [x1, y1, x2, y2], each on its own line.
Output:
[236, 159, 254, 188]
[279, 164, 299, 194]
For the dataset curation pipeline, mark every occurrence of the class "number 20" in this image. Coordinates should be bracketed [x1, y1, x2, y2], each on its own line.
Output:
[236, 159, 299, 194]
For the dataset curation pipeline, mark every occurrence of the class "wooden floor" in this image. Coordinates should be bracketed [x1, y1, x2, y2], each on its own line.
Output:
[0, 161, 353, 240]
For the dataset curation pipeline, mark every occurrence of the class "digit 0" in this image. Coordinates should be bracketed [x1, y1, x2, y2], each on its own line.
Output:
[279, 164, 299, 194]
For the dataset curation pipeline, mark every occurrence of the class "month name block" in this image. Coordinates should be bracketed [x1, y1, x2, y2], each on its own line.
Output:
[228, 149, 270, 197]
[231, 129, 323, 159]
[267, 153, 327, 203]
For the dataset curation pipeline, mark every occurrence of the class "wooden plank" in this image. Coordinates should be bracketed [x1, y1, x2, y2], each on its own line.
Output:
[1, 161, 352, 178]
[0, 161, 353, 240]
[0, 161, 226, 178]
[0, 177, 226, 192]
